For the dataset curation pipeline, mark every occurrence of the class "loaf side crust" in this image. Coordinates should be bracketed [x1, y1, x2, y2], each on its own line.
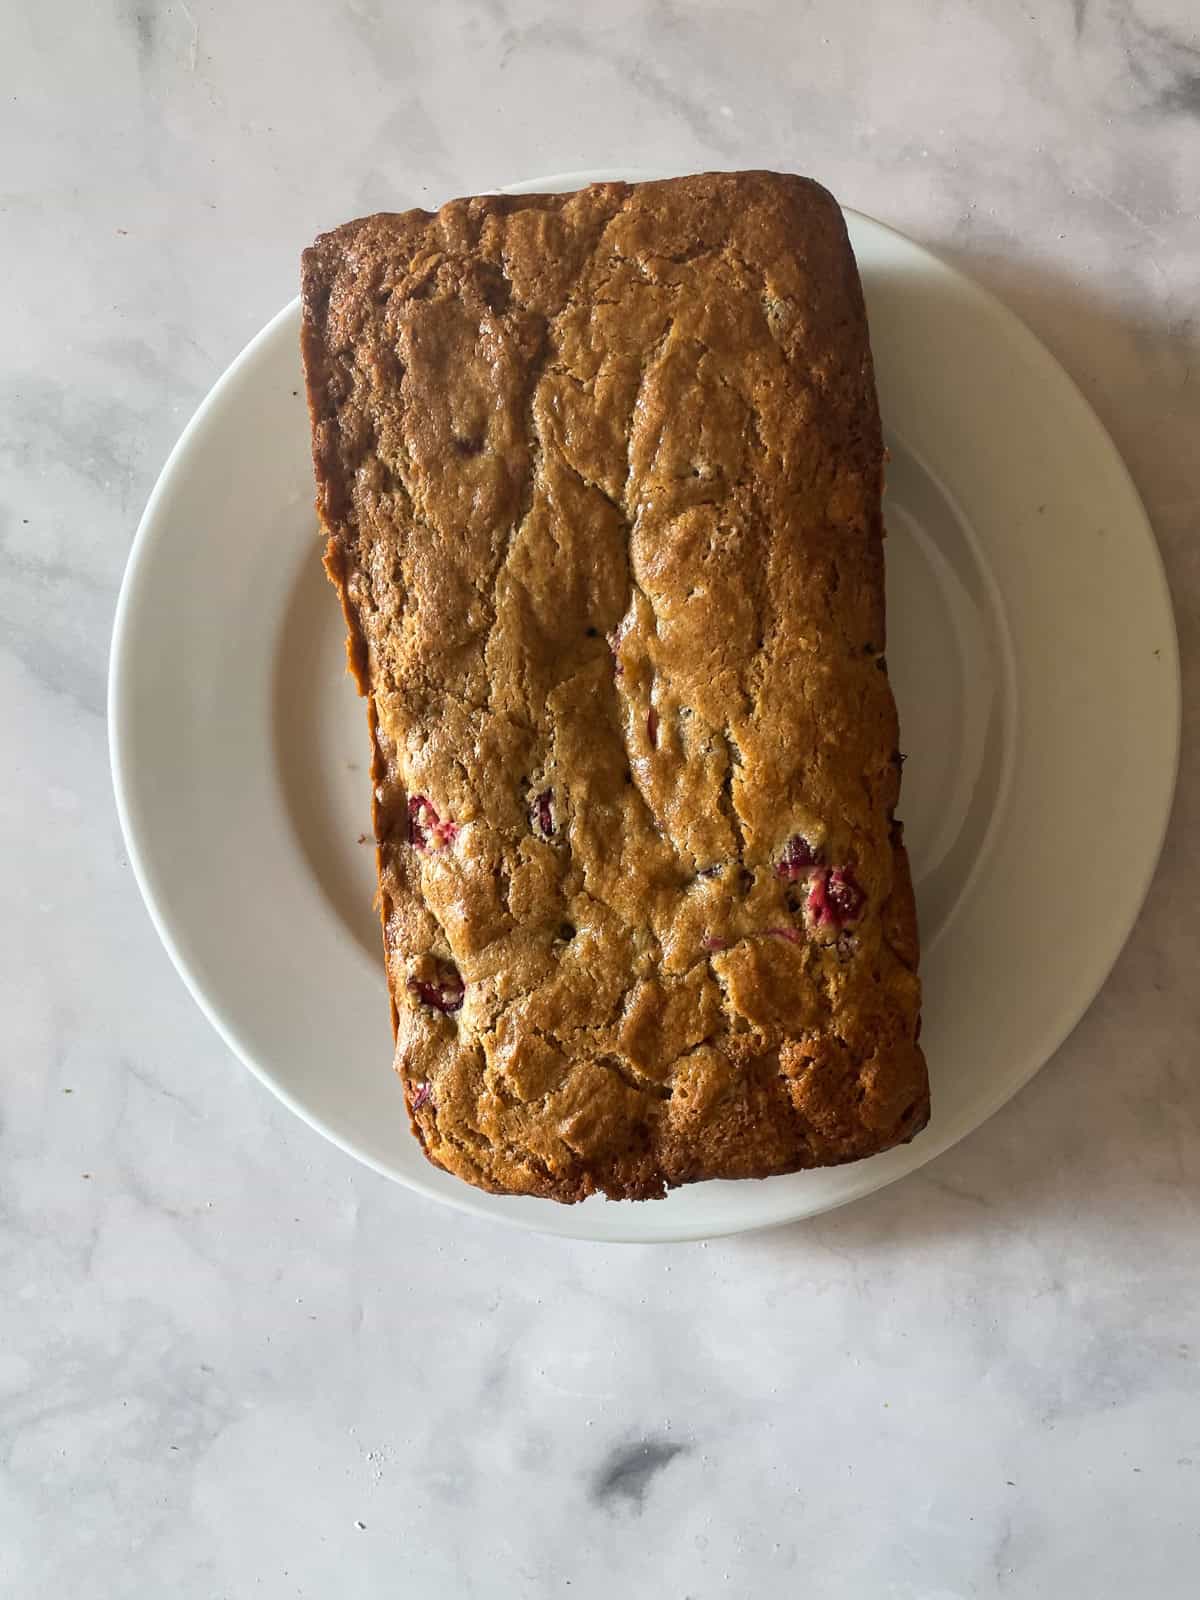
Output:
[300, 171, 928, 1202]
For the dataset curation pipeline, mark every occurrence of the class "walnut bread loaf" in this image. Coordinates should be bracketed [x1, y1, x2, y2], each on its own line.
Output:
[300, 171, 928, 1203]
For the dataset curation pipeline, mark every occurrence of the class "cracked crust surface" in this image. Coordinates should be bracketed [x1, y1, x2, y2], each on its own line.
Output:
[300, 171, 928, 1203]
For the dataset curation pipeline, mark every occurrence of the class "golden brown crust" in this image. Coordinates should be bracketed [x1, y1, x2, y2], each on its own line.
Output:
[300, 171, 928, 1203]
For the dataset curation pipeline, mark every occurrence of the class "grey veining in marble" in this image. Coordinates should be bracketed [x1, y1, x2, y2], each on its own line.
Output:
[2, 0, 1198, 1595]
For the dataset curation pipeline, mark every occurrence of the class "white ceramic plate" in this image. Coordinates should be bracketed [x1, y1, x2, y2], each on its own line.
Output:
[109, 170, 1180, 1242]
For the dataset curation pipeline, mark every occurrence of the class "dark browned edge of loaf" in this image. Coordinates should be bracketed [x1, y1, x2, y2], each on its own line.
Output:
[300, 170, 929, 1204]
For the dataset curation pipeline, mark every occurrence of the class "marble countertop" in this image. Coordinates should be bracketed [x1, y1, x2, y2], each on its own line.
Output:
[4, 1, 1198, 1594]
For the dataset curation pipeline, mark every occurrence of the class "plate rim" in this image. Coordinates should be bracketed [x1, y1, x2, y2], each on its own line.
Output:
[109, 173, 1182, 1243]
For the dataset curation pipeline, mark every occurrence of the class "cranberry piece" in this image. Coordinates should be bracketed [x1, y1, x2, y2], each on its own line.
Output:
[607, 617, 631, 676]
[408, 964, 464, 1014]
[647, 707, 659, 747]
[775, 834, 819, 880]
[701, 934, 728, 952]
[765, 926, 803, 945]
[807, 871, 832, 926]
[807, 866, 865, 930]
[529, 789, 555, 838]
[408, 796, 459, 852]
[409, 1081, 432, 1111]
[827, 867, 865, 920]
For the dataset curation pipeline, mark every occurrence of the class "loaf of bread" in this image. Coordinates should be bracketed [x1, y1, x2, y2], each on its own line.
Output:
[300, 171, 928, 1203]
